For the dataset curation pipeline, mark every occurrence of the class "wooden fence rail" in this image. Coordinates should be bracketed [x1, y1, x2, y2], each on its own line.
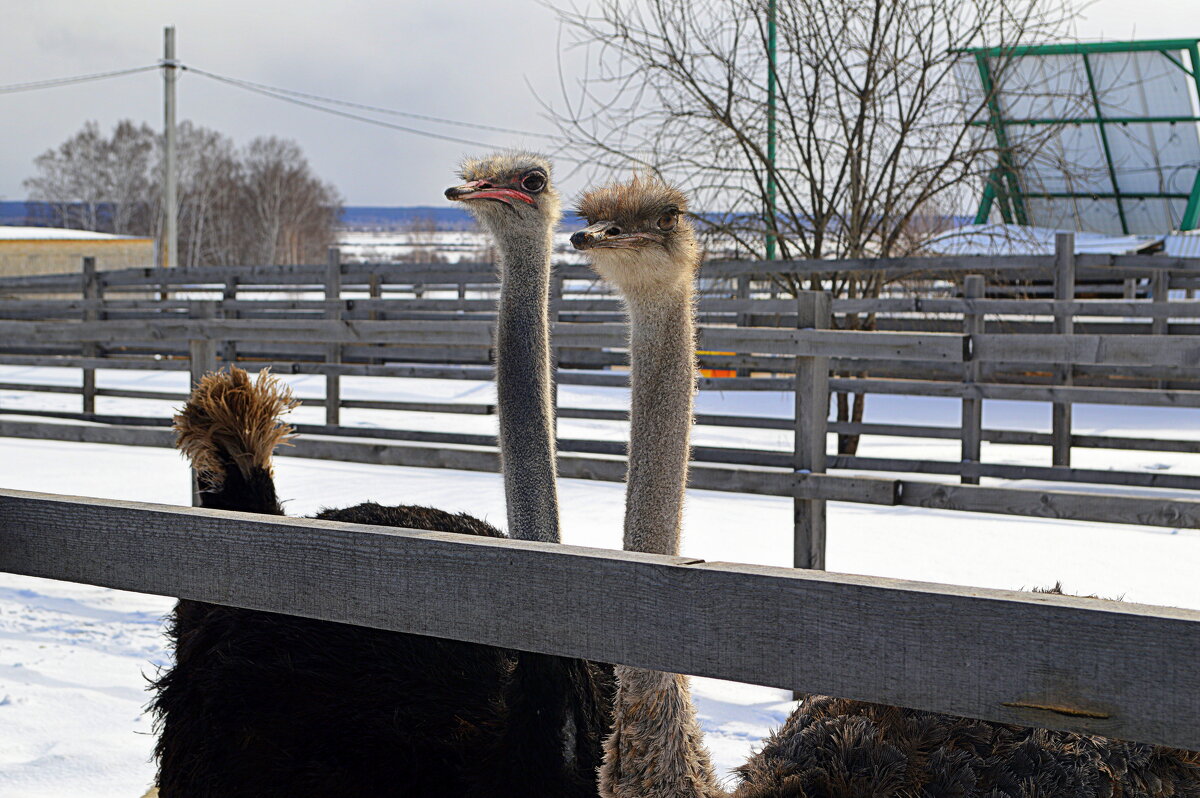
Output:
[1, 487, 1198, 751]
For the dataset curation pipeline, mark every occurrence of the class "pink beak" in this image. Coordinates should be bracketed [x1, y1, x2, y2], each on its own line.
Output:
[444, 180, 536, 207]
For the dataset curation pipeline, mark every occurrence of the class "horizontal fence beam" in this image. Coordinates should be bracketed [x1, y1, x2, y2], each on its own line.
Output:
[2, 418, 1198, 528]
[1, 488, 1197, 750]
[8, 295, 1200, 319]
[5, 319, 1200, 368]
[3, 253, 1200, 293]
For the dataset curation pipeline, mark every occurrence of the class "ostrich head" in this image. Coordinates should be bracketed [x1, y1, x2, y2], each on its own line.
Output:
[445, 152, 561, 239]
[571, 174, 699, 295]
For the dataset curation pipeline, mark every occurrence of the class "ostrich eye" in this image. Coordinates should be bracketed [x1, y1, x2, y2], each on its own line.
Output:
[521, 172, 546, 193]
[656, 212, 677, 231]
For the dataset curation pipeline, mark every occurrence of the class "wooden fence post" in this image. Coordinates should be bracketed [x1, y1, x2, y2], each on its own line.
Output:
[81, 257, 99, 415]
[368, 273, 382, 320]
[326, 248, 342, 428]
[368, 272, 385, 365]
[1052, 233, 1075, 468]
[222, 275, 239, 365]
[794, 291, 830, 571]
[189, 301, 218, 507]
[961, 274, 985, 484]
[736, 274, 752, 376]
[1151, 270, 1169, 337]
[1152, 270, 1170, 390]
[551, 272, 564, 433]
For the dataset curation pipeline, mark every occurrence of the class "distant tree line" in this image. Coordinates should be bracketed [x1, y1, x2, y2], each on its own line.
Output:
[23, 120, 343, 267]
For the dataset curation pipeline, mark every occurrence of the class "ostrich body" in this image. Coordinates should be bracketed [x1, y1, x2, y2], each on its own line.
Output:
[571, 176, 1200, 798]
[150, 154, 611, 798]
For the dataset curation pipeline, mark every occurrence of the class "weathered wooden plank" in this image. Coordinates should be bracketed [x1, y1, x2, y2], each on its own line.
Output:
[794, 473, 900, 505]
[1052, 235, 1076, 469]
[826, 421, 1200, 454]
[827, 377, 1200, 407]
[326, 250, 343, 427]
[794, 329, 964, 361]
[0, 319, 967, 363]
[834, 455, 1200, 491]
[0, 355, 190, 371]
[794, 293, 830, 570]
[0, 318, 505, 346]
[0, 420, 174, 447]
[961, 276, 985, 484]
[1, 488, 1198, 749]
[81, 257, 99, 415]
[337, 399, 496, 415]
[833, 297, 1200, 317]
[973, 334, 1200, 367]
[898, 480, 1200, 529]
[0, 381, 82, 395]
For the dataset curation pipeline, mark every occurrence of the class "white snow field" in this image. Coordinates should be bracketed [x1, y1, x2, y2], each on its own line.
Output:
[1, 365, 1199, 797]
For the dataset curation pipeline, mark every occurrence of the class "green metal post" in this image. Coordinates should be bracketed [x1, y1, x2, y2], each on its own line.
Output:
[766, 0, 777, 261]
[1082, 53, 1129, 234]
[1187, 45, 1200, 232]
[976, 168, 1014, 224]
[1190, 44, 1200, 104]
[1183, 171, 1200, 232]
[974, 181, 996, 225]
[975, 53, 1028, 225]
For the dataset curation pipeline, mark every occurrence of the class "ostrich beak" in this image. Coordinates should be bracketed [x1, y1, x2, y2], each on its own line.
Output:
[571, 221, 662, 250]
[570, 221, 616, 250]
[445, 180, 536, 207]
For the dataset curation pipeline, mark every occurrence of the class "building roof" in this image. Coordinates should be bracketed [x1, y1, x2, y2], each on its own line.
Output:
[921, 223, 1163, 255]
[0, 226, 152, 242]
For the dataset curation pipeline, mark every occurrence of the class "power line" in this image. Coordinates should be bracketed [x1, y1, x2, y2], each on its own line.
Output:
[183, 66, 563, 141]
[184, 67, 519, 150]
[184, 65, 584, 162]
[0, 59, 584, 162]
[0, 65, 159, 95]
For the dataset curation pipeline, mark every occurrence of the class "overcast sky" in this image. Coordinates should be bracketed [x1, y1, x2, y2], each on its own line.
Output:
[1, 0, 1198, 207]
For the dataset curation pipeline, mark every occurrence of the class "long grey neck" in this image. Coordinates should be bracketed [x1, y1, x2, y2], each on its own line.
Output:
[493, 224, 560, 543]
[600, 274, 725, 798]
[623, 284, 696, 555]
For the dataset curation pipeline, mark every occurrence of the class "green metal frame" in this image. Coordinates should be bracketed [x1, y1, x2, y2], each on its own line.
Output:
[962, 38, 1200, 233]
[1184, 171, 1200, 231]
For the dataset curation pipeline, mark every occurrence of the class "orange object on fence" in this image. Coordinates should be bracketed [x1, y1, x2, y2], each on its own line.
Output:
[697, 351, 736, 378]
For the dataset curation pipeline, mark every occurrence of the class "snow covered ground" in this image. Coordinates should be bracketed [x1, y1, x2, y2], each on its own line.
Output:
[336, 228, 587, 265]
[1, 365, 1199, 796]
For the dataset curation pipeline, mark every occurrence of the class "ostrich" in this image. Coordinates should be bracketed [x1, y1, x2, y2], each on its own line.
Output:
[570, 175, 1200, 798]
[149, 153, 611, 798]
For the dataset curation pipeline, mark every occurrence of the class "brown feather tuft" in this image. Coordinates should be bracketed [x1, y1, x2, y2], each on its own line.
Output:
[173, 367, 298, 488]
[575, 173, 689, 226]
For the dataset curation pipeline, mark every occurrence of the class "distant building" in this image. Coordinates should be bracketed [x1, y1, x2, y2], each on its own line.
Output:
[0, 226, 154, 279]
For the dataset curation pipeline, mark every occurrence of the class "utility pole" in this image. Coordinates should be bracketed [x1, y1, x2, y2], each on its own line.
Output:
[765, 0, 777, 261]
[162, 26, 178, 270]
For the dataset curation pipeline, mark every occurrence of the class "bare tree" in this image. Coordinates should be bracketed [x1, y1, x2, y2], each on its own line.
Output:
[24, 121, 342, 268]
[239, 137, 342, 266]
[550, 0, 1078, 451]
[24, 120, 156, 233]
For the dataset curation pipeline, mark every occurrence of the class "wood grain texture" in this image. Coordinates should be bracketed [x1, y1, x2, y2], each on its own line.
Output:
[961, 275, 985, 484]
[0, 487, 1198, 750]
[325, 249, 343, 427]
[794, 293, 830, 570]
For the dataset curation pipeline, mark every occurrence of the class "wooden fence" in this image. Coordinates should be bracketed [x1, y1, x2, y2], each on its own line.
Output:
[2, 244, 1200, 752]
[2, 243, 1199, 537]
[1, 487, 1198, 751]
